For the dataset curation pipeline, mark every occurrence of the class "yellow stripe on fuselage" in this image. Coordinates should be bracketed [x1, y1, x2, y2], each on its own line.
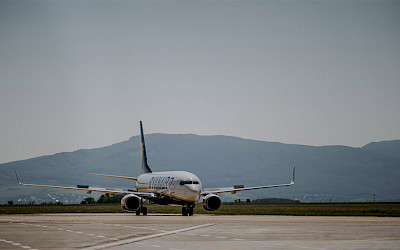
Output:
[137, 188, 197, 203]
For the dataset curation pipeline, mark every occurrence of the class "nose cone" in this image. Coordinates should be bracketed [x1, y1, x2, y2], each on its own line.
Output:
[187, 184, 201, 192]
[186, 184, 201, 202]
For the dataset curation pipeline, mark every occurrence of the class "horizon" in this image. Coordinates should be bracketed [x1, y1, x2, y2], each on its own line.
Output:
[2, 132, 399, 164]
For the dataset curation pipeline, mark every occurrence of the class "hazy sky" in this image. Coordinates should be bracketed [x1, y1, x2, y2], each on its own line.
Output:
[1, 0, 399, 163]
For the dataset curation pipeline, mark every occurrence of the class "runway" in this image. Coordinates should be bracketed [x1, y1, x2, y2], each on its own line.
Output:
[1, 214, 400, 249]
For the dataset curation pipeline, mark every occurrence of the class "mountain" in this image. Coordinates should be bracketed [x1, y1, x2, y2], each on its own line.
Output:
[362, 140, 400, 159]
[1, 134, 399, 203]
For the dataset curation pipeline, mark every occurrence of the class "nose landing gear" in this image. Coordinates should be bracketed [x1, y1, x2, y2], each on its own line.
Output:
[182, 205, 194, 216]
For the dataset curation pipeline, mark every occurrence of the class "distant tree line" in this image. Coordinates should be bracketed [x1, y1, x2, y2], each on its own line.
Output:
[81, 194, 123, 204]
[96, 194, 124, 204]
[251, 198, 300, 204]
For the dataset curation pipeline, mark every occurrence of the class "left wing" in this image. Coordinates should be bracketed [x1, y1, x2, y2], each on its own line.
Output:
[202, 166, 295, 195]
[13, 168, 153, 199]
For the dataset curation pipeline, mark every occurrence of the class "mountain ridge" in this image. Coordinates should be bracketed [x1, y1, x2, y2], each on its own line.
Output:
[1, 134, 399, 203]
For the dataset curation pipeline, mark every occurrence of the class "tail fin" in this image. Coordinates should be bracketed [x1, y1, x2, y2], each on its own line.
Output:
[140, 121, 152, 174]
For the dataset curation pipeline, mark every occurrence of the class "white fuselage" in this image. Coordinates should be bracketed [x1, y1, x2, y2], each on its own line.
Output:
[136, 171, 202, 204]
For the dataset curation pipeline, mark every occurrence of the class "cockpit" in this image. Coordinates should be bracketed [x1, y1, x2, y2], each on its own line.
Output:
[180, 180, 200, 185]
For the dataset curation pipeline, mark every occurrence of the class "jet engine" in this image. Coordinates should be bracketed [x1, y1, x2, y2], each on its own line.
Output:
[202, 194, 222, 211]
[121, 194, 142, 212]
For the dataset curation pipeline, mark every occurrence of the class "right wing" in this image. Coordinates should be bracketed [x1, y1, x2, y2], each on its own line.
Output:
[202, 166, 295, 195]
[13, 168, 152, 198]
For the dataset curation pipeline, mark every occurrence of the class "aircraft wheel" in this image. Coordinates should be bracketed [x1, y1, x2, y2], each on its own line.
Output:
[182, 207, 188, 216]
[142, 207, 148, 216]
[136, 209, 141, 216]
[188, 207, 194, 216]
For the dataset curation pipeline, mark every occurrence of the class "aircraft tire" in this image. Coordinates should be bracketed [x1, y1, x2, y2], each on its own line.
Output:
[182, 207, 188, 216]
[136, 209, 141, 216]
[188, 207, 193, 216]
[142, 207, 148, 216]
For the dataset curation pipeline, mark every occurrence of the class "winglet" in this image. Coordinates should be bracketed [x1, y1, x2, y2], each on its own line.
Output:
[290, 166, 295, 185]
[13, 167, 22, 185]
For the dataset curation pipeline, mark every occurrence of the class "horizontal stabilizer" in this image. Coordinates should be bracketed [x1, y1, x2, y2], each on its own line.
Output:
[88, 173, 137, 181]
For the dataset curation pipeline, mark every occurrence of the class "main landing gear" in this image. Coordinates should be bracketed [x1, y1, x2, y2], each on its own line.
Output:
[136, 206, 148, 216]
[182, 206, 194, 216]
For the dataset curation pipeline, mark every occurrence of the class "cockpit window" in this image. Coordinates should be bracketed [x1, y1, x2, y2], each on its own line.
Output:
[180, 180, 200, 185]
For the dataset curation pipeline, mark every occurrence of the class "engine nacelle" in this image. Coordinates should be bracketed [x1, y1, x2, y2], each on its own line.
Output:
[202, 194, 222, 211]
[121, 194, 142, 212]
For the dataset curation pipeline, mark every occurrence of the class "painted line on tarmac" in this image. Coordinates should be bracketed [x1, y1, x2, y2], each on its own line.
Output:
[82, 223, 215, 250]
[1, 218, 122, 242]
[246, 237, 400, 249]
[0, 238, 38, 250]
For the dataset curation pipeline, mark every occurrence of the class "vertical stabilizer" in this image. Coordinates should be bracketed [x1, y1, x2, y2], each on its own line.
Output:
[140, 121, 152, 174]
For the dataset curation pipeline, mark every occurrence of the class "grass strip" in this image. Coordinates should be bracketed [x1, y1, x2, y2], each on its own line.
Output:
[1, 203, 399, 217]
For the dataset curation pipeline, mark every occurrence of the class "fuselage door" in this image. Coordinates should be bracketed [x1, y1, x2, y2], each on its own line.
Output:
[169, 178, 176, 194]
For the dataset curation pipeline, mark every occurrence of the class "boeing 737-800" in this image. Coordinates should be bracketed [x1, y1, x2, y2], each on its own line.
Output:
[14, 121, 295, 216]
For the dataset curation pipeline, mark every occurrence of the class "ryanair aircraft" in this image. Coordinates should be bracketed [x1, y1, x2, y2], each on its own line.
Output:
[14, 121, 295, 216]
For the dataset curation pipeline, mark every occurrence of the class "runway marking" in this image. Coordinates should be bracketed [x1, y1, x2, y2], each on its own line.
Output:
[82, 223, 215, 250]
[294, 245, 330, 250]
[184, 228, 249, 242]
[226, 237, 400, 249]
[0, 238, 37, 250]
[0, 219, 121, 243]
[0, 218, 19, 222]
[99, 222, 167, 232]
[194, 231, 244, 242]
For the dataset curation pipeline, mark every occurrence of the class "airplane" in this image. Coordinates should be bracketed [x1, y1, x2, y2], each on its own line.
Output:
[14, 121, 295, 216]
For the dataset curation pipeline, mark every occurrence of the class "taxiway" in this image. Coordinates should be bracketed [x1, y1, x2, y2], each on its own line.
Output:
[1, 214, 399, 249]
